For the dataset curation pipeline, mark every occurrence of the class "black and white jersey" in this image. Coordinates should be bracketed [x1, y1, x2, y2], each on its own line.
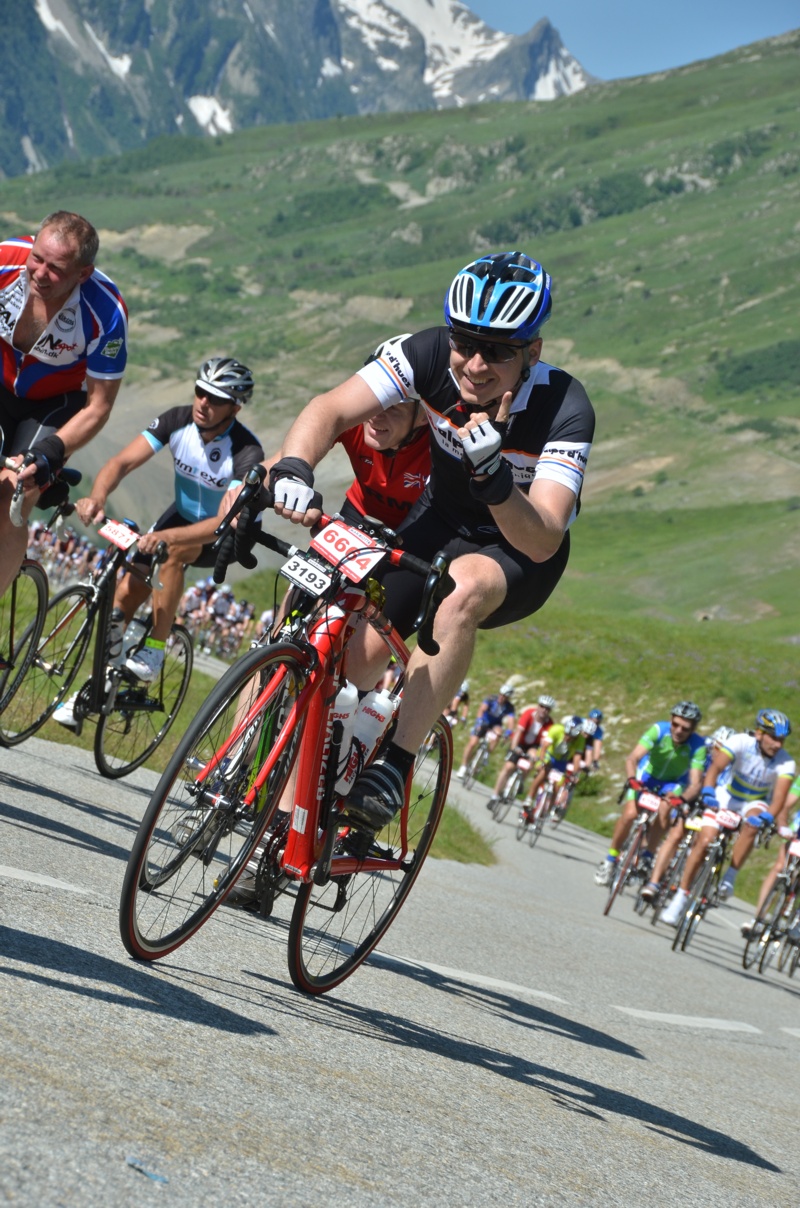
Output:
[142, 406, 263, 522]
[358, 327, 594, 537]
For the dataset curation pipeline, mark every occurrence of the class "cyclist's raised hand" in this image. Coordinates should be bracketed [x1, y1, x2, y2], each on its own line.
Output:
[270, 456, 323, 528]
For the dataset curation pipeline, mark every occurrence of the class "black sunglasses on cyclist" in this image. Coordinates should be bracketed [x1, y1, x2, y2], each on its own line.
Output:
[195, 386, 234, 405]
[448, 331, 524, 364]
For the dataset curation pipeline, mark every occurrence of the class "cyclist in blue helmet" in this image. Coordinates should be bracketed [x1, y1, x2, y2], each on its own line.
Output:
[661, 709, 795, 926]
[238, 250, 595, 832]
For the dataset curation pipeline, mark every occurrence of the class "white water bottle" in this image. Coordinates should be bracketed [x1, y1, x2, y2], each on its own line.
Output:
[332, 680, 359, 794]
[337, 687, 400, 795]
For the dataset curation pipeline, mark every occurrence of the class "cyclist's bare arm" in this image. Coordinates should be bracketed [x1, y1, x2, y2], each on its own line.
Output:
[76, 433, 155, 524]
[770, 777, 794, 830]
[682, 766, 703, 803]
[275, 376, 384, 523]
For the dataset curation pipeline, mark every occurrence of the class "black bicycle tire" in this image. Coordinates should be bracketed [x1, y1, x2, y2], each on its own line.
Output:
[742, 883, 782, 970]
[0, 584, 93, 745]
[287, 715, 452, 994]
[94, 622, 194, 778]
[464, 740, 487, 790]
[777, 899, 799, 972]
[119, 641, 311, 960]
[0, 560, 48, 731]
[677, 862, 715, 952]
[650, 841, 691, 927]
[494, 769, 521, 823]
[757, 887, 791, 975]
[604, 827, 643, 917]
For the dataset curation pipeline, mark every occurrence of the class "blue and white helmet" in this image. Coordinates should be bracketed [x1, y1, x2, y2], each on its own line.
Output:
[756, 709, 791, 738]
[444, 252, 552, 343]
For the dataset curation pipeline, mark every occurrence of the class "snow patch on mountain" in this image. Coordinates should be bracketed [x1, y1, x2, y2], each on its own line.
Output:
[337, 0, 511, 99]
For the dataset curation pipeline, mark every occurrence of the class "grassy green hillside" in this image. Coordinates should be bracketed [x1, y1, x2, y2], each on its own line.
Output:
[1, 31, 797, 633]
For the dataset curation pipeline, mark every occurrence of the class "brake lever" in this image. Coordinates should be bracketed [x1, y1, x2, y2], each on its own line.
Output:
[213, 464, 267, 550]
[147, 540, 169, 591]
[413, 553, 455, 657]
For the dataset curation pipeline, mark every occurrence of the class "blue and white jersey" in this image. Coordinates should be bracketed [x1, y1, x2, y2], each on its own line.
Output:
[717, 732, 796, 804]
[142, 406, 263, 523]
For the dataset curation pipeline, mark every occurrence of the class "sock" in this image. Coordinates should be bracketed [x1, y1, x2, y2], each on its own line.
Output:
[723, 867, 737, 885]
[383, 740, 415, 781]
[607, 848, 619, 862]
[145, 637, 166, 650]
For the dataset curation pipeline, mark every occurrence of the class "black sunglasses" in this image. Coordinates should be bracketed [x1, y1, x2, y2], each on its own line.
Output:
[448, 332, 523, 364]
[195, 386, 234, 406]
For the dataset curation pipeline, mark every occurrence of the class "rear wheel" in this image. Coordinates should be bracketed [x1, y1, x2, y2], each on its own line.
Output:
[94, 622, 193, 778]
[119, 642, 310, 960]
[287, 716, 452, 994]
[0, 584, 93, 745]
[0, 560, 48, 733]
[742, 884, 782, 970]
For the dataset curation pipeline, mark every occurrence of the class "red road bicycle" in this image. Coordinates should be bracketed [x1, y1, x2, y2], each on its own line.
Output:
[119, 469, 455, 994]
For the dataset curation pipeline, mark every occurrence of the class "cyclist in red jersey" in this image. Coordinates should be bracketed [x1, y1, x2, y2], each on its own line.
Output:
[0, 211, 128, 597]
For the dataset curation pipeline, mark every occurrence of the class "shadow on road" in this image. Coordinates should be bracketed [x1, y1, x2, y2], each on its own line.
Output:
[0, 925, 272, 1036]
[301, 992, 781, 1172]
[0, 771, 141, 862]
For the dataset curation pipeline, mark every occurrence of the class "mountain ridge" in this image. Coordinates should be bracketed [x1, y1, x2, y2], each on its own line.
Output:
[1, 0, 591, 178]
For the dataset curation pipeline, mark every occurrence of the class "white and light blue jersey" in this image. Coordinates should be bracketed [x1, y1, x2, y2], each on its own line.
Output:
[142, 405, 263, 523]
[717, 732, 795, 804]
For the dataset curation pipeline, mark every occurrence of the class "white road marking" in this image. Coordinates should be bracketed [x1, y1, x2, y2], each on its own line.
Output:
[0, 864, 90, 894]
[613, 1005, 760, 1032]
[781, 1028, 800, 1039]
[372, 952, 567, 1002]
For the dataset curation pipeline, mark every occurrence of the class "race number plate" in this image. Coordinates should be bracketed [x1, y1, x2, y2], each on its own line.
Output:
[716, 808, 741, 830]
[517, 757, 531, 772]
[279, 554, 332, 597]
[98, 518, 138, 550]
[311, 519, 385, 583]
[789, 839, 800, 858]
[638, 791, 662, 812]
[547, 768, 563, 785]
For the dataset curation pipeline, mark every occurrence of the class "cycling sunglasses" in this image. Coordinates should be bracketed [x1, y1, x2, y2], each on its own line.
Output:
[195, 385, 235, 405]
[448, 332, 524, 364]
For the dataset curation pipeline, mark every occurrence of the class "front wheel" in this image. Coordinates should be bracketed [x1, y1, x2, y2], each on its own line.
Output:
[287, 716, 452, 994]
[0, 584, 93, 745]
[463, 741, 487, 790]
[675, 863, 715, 952]
[742, 884, 782, 970]
[494, 769, 522, 824]
[0, 560, 48, 735]
[603, 827, 643, 917]
[119, 641, 310, 960]
[94, 623, 193, 778]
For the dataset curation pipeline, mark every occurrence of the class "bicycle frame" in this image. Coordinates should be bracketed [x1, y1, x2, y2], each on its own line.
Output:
[193, 583, 416, 888]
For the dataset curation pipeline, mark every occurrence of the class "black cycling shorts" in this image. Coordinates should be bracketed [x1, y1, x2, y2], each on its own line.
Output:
[130, 502, 219, 570]
[376, 494, 570, 638]
[0, 383, 87, 456]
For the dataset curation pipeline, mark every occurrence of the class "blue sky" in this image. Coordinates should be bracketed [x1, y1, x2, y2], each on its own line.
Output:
[466, 1, 799, 79]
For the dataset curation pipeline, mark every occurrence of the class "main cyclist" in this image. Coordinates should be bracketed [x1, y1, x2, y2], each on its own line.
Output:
[660, 709, 795, 925]
[62, 357, 262, 701]
[241, 251, 595, 831]
[594, 701, 706, 888]
[0, 211, 128, 599]
[486, 692, 555, 810]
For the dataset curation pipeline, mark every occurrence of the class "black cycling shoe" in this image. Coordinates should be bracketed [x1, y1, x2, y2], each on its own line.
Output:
[344, 758, 407, 831]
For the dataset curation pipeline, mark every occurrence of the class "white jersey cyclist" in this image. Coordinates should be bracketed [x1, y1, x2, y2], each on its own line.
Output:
[714, 731, 795, 813]
[358, 327, 592, 536]
[142, 405, 262, 523]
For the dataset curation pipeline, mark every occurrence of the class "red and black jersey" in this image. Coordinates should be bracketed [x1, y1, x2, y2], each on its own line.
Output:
[337, 423, 429, 527]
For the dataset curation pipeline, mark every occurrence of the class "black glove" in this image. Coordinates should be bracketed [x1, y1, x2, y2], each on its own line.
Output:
[20, 434, 66, 487]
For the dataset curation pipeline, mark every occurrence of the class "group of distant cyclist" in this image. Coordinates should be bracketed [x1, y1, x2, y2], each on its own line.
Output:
[1, 210, 795, 965]
[592, 701, 797, 940]
[450, 680, 603, 822]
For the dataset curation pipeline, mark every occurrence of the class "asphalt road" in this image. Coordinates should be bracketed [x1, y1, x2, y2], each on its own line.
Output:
[1, 738, 798, 1206]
